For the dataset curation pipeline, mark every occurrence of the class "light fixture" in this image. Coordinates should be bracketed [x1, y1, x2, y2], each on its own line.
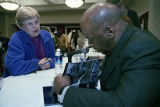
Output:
[65, 0, 84, 8]
[0, 0, 20, 11]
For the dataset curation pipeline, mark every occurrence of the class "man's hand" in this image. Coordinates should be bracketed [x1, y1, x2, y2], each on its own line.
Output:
[54, 74, 71, 94]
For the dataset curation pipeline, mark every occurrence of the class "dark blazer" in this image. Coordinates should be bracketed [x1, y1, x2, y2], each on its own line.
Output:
[63, 25, 160, 107]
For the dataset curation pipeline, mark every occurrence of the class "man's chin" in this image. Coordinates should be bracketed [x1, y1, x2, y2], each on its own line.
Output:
[98, 49, 108, 55]
[95, 48, 102, 53]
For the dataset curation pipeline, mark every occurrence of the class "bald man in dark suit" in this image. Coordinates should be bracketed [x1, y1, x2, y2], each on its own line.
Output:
[54, 2, 160, 107]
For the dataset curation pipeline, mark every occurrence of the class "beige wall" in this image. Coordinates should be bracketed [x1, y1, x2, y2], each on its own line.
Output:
[0, 0, 150, 38]
[129, 0, 149, 15]
[0, 13, 7, 37]
[0, 12, 17, 38]
[129, 0, 160, 39]
[40, 10, 85, 24]
[0, 10, 85, 38]
[149, 0, 160, 39]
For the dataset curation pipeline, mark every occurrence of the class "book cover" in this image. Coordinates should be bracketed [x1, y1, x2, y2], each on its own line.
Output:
[43, 86, 59, 106]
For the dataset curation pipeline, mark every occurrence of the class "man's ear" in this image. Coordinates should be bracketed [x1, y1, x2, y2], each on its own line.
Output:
[104, 26, 115, 39]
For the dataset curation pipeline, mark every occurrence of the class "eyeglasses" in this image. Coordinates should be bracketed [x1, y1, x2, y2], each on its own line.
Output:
[23, 20, 40, 28]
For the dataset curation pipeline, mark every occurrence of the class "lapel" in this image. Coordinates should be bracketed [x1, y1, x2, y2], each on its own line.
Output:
[101, 24, 137, 82]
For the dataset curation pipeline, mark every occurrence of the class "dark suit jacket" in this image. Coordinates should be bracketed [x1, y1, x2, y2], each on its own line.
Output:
[63, 25, 160, 107]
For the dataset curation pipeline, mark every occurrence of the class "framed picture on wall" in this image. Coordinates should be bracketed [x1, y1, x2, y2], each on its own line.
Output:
[65, 26, 80, 35]
[140, 11, 149, 30]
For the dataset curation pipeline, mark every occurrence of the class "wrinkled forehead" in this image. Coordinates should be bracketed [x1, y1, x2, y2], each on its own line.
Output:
[80, 19, 93, 37]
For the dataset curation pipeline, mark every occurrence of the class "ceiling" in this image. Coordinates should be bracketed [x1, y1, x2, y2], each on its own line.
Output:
[18, 0, 105, 5]
[0, 0, 106, 12]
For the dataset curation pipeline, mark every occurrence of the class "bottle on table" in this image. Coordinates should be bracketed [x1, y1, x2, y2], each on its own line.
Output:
[55, 48, 63, 73]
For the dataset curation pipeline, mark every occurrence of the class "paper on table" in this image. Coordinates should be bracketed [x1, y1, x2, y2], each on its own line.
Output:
[0, 77, 3, 90]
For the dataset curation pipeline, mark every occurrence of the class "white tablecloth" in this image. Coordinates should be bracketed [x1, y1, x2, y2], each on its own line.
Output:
[0, 57, 68, 107]
[0, 69, 63, 107]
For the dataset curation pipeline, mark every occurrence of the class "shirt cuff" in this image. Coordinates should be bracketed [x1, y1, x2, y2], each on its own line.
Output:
[57, 86, 70, 103]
